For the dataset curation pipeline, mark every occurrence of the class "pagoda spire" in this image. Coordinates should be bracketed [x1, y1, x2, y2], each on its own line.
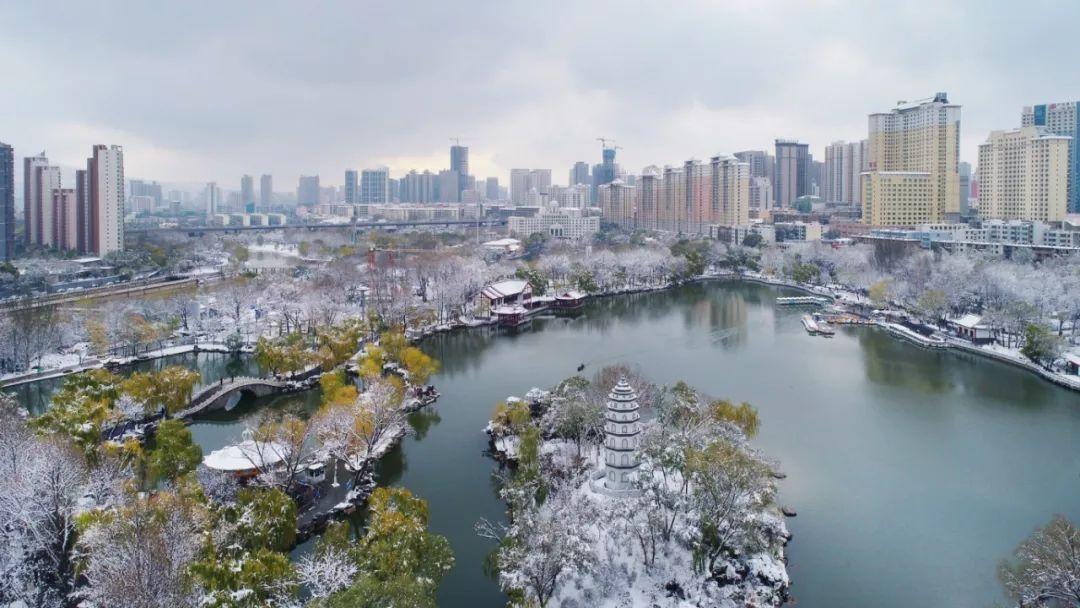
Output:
[603, 376, 641, 491]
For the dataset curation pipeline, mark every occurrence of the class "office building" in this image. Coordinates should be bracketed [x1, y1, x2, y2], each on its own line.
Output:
[861, 92, 961, 226]
[240, 174, 255, 209]
[450, 145, 469, 197]
[1022, 101, 1080, 213]
[260, 174, 273, 209]
[592, 145, 620, 202]
[0, 142, 13, 259]
[958, 161, 972, 216]
[297, 175, 320, 206]
[570, 161, 590, 186]
[344, 169, 359, 204]
[774, 140, 809, 208]
[508, 205, 599, 240]
[977, 126, 1070, 222]
[485, 176, 500, 201]
[360, 167, 390, 204]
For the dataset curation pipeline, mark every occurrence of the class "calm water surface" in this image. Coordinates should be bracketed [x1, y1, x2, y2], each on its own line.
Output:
[12, 281, 1080, 607]
[7, 351, 261, 415]
[398, 282, 1080, 608]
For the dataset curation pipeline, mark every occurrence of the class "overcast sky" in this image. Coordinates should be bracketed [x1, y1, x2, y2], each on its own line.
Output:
[3, 0, 1079, 190]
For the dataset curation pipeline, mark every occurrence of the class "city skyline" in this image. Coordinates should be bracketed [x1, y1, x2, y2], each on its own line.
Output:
[3, 2, 1080, 187]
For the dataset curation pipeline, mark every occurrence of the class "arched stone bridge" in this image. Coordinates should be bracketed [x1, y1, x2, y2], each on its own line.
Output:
[176, 376, 291, 419]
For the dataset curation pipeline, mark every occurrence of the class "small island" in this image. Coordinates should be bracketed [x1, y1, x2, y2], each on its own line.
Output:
[481, 367, 791, 607]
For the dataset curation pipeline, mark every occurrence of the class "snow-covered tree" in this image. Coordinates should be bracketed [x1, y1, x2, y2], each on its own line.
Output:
[78, 492, 204, 608]
[999, 514, 1080, 607]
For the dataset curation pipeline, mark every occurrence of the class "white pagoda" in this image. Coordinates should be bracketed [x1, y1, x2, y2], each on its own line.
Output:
[603, 377, 641, 491]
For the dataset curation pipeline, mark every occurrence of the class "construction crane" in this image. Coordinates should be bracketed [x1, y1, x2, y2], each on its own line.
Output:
[596, 137, 622, 151]
[450, 137, 463, 146]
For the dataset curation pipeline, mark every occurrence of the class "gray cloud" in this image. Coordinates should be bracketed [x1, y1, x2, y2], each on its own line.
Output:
[3, 0, 1079, 190]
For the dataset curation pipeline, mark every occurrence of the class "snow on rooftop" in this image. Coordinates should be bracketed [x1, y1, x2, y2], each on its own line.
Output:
[483, 279, 529, 299]
[951, 313, 986, 329]
[203, 433, 288, 472]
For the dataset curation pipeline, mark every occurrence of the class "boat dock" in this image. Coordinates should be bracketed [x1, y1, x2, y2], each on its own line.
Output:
[777, 296, 831, 306]
[802, 313, 835, 337]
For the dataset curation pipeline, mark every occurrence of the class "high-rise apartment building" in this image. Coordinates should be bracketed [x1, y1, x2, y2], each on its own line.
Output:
[75, 169, 91, 252]
[297, 175, 321, 206]
[977, 126, 1070, 222]
[1022, 101, 1080, 213]
[659, 166, 686, 233]
[22, 152, 49, 247]
[437, 170, 461, 203]
[750, 176, 773, 214]
[734, 150, 772, 180]
[344, 170, 359, 204]
[598, 179, 637, 230]
[400, 170, 436, 203]
[0, 142, 13, 260]
[129, 180, 163, 208]
[37, 166, 62, 248]
[360, 168, 389, 203]
[824, 140, 867, 205]
[205, 182, 221, 217]
[240, 174, 255, 209]
[450, 145, 469, 197]
[53, 189, 78, 252]
[635, 166, 661, 231]
[260, 174, 273, 209]
[556, 184, 590, 209]
[527, 169, 551, 196]
[710, 154, 750, 227]
[684, 159, 710, 234]
[510, 169, 531, 204]
[774, 140, 809, 208]
[88, 145, 125, 255]
[862, 92, 961, 226]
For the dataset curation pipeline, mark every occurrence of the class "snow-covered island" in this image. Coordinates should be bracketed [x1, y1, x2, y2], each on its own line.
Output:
[481, 368, 791, 607]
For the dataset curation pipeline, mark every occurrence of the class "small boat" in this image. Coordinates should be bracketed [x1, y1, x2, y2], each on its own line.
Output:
[801, 314, 820, 334]
[577, 363, 585, 372]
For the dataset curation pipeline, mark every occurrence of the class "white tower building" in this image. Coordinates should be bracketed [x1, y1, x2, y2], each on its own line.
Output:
[603, 377, 641, 491]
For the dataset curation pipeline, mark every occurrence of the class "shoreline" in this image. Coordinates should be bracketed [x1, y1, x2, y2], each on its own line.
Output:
[8, 273, 1078, 396]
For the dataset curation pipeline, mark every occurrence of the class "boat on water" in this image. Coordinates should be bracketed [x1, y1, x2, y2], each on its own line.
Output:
[801, 314, 820, 334]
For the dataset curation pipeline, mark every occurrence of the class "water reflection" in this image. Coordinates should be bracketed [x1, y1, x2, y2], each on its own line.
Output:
[6, 351, 262, 415]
